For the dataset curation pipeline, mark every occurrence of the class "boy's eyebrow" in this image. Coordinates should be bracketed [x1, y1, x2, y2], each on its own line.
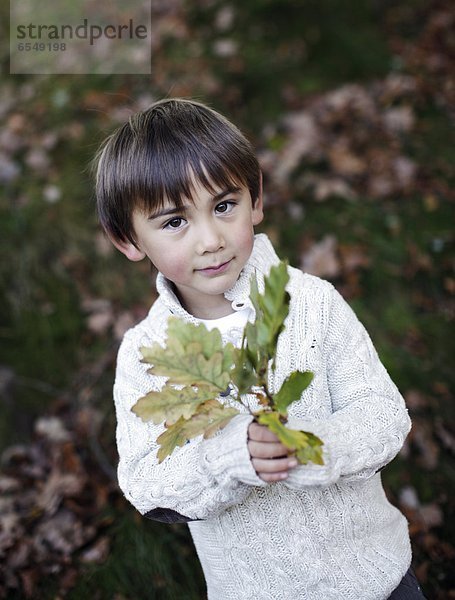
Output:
[148, 186, 242, 220]
[148, 206, 182, 220]
[213, 186, 242, 200]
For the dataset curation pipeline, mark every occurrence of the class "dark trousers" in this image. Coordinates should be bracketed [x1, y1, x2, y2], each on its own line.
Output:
[388, 567, 426, 600]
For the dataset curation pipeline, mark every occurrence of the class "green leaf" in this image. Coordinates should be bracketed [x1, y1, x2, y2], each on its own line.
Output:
[230, 347, 257, 395]
[195, 400, 240, 439]
[245, 262, 290, 369]
[156, 400, 239, 463]
[132, 384, 217, 426]
[243, 322, 261, 372]
[256, 411, 324, 465]
[248, 273, 261, 316]
[140, 318, 235, 391]
[295, 433, 325, 466]
[273, 371, 314, 414]
[256, 411, 308, 449]
[156, 416, 192, 463]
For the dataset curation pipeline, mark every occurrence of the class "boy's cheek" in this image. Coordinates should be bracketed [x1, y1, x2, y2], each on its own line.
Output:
[154, 254, 189, 283]
[235, 229, 255, 258]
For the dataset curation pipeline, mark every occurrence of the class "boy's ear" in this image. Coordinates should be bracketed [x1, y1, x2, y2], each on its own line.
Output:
[252, 171, 264, 226]
[109, 236, 146, 262]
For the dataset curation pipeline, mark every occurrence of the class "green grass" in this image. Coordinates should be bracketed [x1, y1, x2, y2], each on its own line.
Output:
[68, 512, 205, 600]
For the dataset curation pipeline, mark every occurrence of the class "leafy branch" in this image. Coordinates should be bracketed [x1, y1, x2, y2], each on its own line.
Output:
[132, 261, 323, 466]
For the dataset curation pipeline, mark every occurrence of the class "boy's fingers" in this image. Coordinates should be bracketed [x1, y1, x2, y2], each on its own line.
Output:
[248, 422, 281, 443]
[247, 440, 288, 459]
[257, 471, 290, 483]
[251, 457, 297, 474]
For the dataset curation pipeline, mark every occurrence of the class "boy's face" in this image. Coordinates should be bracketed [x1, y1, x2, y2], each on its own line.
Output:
[113, 176, 263, 319]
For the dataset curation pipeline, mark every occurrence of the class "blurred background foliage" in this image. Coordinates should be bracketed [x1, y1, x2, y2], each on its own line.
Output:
[0, 0, 454, 598]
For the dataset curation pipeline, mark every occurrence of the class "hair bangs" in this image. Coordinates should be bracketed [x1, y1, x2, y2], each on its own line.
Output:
[131, 134, 252, 218]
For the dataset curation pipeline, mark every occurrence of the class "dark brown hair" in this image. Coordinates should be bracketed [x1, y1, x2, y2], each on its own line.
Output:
[94, 98, 261, 244]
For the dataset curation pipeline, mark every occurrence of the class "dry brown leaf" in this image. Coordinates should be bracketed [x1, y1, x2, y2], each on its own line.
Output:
[35, 417, 71, 443]
[409, 419, 440, 470]
[80, 536, 110, 564]
[405, 390, 429, 411]
[328, 144, 367, 177]
[36, 470, 85, 516]
[420, 503, 444, 529]
[5, 539, 31, 570]
[83, 298, 114, 335]
[33, 510, 95, 559]
[300, 235, 340, 278]
[383, 106, 415, 133]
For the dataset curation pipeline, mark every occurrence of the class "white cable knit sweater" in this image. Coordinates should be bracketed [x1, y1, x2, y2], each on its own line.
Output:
[114, 234, 412, 600]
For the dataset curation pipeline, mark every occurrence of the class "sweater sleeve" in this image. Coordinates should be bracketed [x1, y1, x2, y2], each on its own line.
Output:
[284, 286, 411, 490]
[114, 333, 265, 520]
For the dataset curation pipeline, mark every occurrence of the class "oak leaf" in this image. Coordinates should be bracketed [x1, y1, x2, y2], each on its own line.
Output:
[156, 401, 239, 463]
[140, 318, 236, 391]
[274, 371, 314, 415]
[257, 412, 323, 465]
[132, 385, 218, 426]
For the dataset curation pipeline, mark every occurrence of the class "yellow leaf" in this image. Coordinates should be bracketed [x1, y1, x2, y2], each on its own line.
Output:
[132, 384, 217, 425]
[257, 411, 324, 465]
[155, 402, 239, 463]
[140, 318, 235, 391]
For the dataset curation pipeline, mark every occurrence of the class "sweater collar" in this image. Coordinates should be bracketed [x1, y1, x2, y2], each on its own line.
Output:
[155, 233, 281, 321]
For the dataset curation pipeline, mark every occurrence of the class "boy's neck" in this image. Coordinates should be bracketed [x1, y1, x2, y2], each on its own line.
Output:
[172, 284, 235, 320]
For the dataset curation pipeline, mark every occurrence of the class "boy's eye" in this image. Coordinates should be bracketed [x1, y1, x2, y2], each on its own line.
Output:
[215, 201, 235, 214]
[164, 217, 184, 229]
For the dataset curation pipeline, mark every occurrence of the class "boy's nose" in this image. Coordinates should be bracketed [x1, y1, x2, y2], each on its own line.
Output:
[195, 222, 225, 254]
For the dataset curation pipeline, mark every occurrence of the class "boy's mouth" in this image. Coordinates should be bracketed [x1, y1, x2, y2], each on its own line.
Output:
[197, 259, 232, 275]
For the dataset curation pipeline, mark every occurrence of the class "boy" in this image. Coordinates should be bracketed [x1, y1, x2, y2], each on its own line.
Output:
[95, 98, 425, 599]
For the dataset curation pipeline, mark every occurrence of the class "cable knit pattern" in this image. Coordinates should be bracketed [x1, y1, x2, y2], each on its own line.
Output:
[114, 233, 412, 600]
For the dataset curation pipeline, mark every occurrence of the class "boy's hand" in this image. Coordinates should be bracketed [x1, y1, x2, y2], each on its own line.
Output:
[247, 421, 298, 482]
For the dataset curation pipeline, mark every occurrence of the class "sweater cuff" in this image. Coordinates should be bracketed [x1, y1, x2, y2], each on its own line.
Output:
[200, 414, 266, 488]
